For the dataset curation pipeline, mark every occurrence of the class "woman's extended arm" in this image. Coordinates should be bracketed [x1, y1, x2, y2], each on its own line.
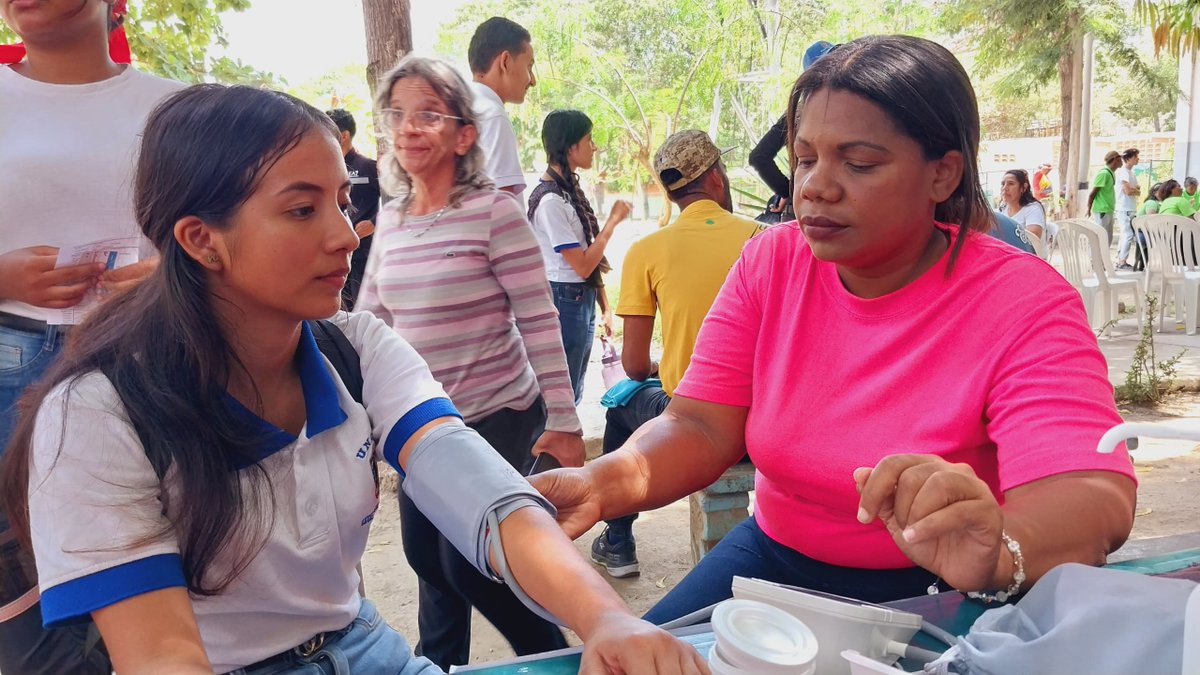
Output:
[93, 588, 211, 675]
[532, 395, 748, 539]
[748, 115, 791, 199]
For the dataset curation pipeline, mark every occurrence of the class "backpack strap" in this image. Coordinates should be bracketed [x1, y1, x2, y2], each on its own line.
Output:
[526, 179, 565, 223]
[310, 319, 363, 404]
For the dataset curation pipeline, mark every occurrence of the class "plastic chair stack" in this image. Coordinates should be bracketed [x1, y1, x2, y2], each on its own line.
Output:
[1134, 214, 1200, 333]
[1055, 220, 1142, 331]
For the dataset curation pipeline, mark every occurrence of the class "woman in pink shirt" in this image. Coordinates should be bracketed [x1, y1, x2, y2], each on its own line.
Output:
[535, 35, 1137, 621]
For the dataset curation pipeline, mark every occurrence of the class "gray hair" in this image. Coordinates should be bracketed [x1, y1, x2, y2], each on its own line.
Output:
[374, 54, 493, 210]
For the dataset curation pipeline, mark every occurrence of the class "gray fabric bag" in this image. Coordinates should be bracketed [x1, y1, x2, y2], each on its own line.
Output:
[925, 563, 1195, 675]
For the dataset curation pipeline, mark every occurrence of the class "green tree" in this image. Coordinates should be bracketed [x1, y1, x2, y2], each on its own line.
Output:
[0, 0, 273, 85]
[1136, 0, 1200, 57]
[943, 0, 1169, 215]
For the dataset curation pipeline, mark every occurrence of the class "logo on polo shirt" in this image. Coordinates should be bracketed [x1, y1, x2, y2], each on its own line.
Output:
[356, 436, 373, 460]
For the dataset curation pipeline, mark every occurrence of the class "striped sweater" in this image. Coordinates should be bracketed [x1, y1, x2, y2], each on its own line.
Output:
[357, 188, 582, 435]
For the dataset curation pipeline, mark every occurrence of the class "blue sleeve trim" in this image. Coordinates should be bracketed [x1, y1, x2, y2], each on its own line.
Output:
[41, 553, 186, 628]
[383, 398, 462, 476]
[553, 243, 583, 252]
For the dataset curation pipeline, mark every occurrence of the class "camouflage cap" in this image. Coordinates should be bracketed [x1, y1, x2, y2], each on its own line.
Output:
[654, 130, 729, 191]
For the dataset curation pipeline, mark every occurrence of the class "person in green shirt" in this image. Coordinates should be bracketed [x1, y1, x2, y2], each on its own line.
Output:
[1159, 179, 1197, 217]
[1138, 182, 1163, 216]
[1186, 177, 1199, 211]
[1087, 150, 1122, 247]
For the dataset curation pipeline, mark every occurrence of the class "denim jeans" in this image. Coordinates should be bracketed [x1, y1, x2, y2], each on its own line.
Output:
[0, 324, 106, 674]
[228, 599, 442, 675]
[550, 282, 597, 405]
[642, 517, 946, 626]
[1116, 210, 1136, 264]
[601, 385, 671, 535]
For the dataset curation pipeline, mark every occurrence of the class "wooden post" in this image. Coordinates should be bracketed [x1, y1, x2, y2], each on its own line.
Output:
[361, 0, 412, 156]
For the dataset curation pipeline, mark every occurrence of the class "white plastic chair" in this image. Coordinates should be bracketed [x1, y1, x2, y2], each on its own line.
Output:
[1024, 227, 1048, 259]
[1139, 214, 1200, 333]
[1055, 220, 1142, 331]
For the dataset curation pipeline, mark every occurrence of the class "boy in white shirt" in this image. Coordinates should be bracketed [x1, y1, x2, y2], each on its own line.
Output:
[467, 17, 536, 195]
[1114, 148, 1142, 270]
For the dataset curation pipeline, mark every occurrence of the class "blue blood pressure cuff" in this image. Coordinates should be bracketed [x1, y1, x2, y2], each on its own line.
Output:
[401, 423, 557, 582]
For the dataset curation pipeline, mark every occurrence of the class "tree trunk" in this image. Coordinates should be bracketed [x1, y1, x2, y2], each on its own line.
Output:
[1058, 11, 1083, 219]
[1066, 30, 1084, 218]
[362, 0, 412, 154]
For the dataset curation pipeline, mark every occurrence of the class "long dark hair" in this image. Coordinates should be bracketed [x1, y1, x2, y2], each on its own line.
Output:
[1160, 179, 1181, 200]
[1004, 169, 1040, 209]
[2, 84, 338, 596]
[540, 109, 609, 282]
[786, 35, 992, 271]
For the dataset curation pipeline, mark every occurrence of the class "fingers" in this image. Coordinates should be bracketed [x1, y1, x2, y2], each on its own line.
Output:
[855, 454, 940, 524]
[354, 220, 375, 238]
[34, 278, 98, 307]
[903, 496, 999, 545]
[42, 261, 105, 287]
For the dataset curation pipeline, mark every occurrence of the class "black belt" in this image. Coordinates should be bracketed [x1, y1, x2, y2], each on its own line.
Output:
[238, 622, 354, 672]
[0, 311, 51, 335]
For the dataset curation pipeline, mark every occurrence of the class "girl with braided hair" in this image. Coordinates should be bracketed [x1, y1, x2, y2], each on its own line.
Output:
[529, 110, 631, 403]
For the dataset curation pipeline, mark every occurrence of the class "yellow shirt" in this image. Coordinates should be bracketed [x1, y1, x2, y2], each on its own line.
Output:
[616, 200, 762, 395]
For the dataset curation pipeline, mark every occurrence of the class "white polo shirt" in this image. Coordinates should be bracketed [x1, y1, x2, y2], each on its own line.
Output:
[1116, 165, 1139, 213]
[530, 190, 588, 283]
[469, 81, 525, 193]
[28, 311, 458, 673]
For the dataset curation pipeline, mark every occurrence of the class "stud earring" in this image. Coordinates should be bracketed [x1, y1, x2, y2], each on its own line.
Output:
[207, 254, 219, 264]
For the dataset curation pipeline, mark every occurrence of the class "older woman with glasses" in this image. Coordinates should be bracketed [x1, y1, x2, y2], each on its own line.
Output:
[355, 56, 606, 670]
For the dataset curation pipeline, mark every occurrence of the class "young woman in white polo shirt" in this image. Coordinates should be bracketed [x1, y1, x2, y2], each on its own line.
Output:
[528, 109, 632, 404]
[1, 85, 706, 675]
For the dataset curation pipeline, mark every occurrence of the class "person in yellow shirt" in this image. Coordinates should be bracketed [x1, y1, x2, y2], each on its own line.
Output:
[589, 130, 762, 578]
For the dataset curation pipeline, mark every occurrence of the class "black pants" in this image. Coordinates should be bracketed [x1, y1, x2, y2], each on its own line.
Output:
[398, 399, 567, 670]
[601, 386, 672, 534]
[0, 602, 110, 675]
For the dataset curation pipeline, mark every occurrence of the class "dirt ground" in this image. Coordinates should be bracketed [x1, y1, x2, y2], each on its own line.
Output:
[361, 394, 1200, 668]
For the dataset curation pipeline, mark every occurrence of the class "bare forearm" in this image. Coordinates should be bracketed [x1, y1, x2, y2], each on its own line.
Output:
[496, 507, 632, 639]
[567, 229, 614, 278]
[994, 471, 1135, 589]
[588, 405, 745, 519]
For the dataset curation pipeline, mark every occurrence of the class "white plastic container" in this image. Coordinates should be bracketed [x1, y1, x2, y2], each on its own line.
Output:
[708, 599, 818, 674]
[842, 649, 908, 674]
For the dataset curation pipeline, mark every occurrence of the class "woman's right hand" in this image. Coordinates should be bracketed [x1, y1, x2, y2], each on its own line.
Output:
[607, 199, 633, 226]
[580, 611, 709, 674]
[528, 467, 603, 540]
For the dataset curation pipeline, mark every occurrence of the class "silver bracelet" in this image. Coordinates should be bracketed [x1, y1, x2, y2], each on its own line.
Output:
[966, 530, 1026, 603]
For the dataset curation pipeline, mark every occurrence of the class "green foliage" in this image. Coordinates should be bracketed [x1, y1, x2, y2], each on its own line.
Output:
[286, 64, 379, 157]
[1117, 294, 1186, 404]
[1136, 0, 1200, 57]
[0, 1, 275, 86]
[1104, 55, 1178, 132]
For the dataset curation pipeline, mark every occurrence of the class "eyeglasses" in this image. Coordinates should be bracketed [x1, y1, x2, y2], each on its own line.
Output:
[378, 108, 463, 132]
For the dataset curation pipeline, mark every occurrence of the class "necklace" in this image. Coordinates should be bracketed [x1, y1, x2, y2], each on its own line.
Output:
[405, 205, 449, 238]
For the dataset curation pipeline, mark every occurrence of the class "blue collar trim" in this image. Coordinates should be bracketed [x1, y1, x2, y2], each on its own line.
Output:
[225, 322, 349, 469]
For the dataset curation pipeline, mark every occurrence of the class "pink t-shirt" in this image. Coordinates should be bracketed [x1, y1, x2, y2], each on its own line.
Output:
[675, 222, 1137, 570]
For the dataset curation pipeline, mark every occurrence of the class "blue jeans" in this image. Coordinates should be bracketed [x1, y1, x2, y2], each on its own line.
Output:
[229, 599, 441, 675]
[0, 324, 104, 675]
[601, 385, 671, 536]
[642, 517, 945, 626]
[550, 282, 596, 405]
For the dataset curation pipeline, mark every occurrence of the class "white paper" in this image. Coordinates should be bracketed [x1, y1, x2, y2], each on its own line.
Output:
[48, 237, 140, 325]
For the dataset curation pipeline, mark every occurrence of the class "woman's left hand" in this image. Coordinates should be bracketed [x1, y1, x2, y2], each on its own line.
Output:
[855, 455, 1004, 592]
[532, 430, 586, 468]
[579, 612, 709, 675]
[600, 309, 614, 338]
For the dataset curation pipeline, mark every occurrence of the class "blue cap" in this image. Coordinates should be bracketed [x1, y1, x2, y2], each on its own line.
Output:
[803, 40, 837, 70]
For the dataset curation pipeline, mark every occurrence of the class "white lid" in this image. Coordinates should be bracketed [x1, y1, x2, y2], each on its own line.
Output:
[712, 599, 819, 672]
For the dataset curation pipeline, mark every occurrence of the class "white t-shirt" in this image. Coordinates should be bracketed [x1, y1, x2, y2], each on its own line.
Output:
[29, 312, 455, 673]
[1009, 201, 1047, 229]
[0, 66, 183, 322]
[530, 190, 588, 283]
[469, 81, 525, 193]
[1115, 166, 1139, 212]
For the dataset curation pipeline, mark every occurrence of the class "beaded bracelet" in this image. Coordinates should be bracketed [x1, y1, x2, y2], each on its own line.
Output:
[966, 531, 1026, 603]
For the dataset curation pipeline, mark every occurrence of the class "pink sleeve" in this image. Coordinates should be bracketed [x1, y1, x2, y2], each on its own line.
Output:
[985, 282, 1136, 491]
[672, 242, 764, 408]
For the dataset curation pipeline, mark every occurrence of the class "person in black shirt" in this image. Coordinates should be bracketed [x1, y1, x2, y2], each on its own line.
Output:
[327, 108, 380, 309]
[747, 41, 837, 223]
